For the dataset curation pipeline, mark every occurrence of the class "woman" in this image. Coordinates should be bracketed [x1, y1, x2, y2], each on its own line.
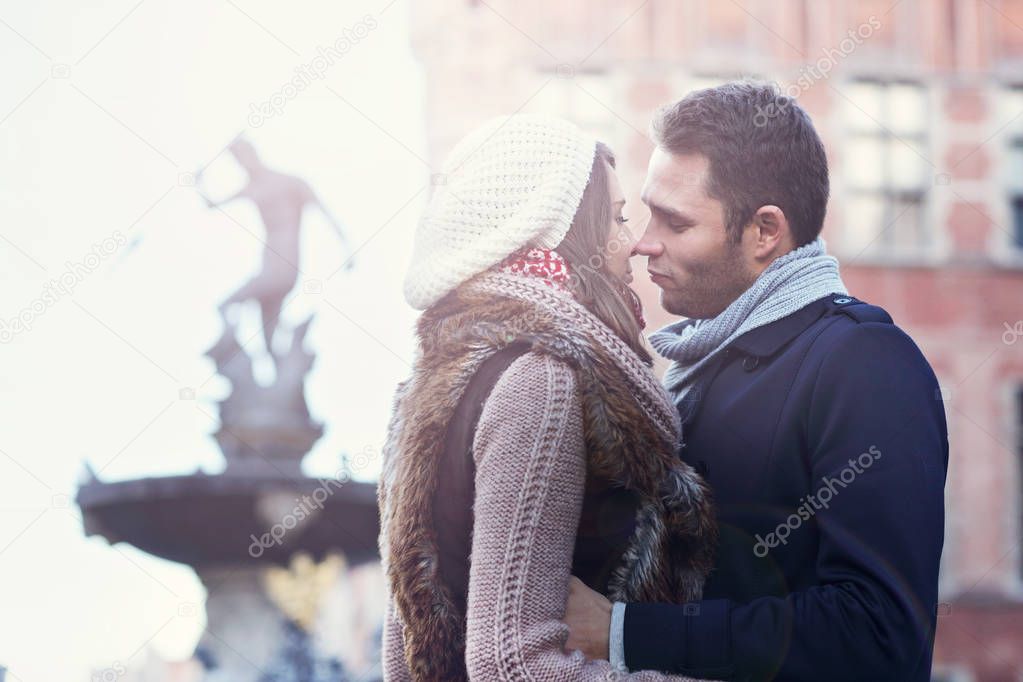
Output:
[378, 114, 717, 680]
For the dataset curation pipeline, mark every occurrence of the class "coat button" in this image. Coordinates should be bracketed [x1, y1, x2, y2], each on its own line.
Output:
[834, 297, 852, 304]
[742, 356, 760, 371]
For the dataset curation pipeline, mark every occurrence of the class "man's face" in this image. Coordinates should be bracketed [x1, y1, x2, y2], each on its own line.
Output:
[636, 149, 758, 319]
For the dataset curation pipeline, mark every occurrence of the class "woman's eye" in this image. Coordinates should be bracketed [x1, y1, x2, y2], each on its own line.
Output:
[615, 215, 629, 224]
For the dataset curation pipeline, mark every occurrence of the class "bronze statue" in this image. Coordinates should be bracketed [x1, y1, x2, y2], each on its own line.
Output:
[196, 137, 355, 365]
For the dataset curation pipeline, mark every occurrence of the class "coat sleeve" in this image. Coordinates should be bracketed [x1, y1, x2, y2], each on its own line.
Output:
[623, 321, 949, 681]
[378, 378, 413, 682]
[465, 351, 701, 682]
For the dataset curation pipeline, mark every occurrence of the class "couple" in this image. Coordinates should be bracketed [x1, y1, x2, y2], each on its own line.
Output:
[378, 81, 948, 681]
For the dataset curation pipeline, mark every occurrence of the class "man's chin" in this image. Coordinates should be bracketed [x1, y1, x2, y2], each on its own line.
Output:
[660, 291, 725, 319]
[658, 290, 689, 317]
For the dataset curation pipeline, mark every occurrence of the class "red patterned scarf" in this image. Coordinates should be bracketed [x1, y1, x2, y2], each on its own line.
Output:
[499, 247, 571, 292]
[498, 247, 645, 329]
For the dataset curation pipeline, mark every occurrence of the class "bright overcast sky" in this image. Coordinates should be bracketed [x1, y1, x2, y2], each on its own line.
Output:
[0, 0, 424, 678]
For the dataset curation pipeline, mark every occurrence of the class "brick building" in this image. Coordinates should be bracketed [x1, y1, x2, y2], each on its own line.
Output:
[410, 1, 1023, 679]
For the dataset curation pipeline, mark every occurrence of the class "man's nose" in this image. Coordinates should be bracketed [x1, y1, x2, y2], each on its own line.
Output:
[631, 238, 663, 258]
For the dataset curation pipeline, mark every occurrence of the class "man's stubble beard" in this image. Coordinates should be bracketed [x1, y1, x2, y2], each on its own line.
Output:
[661, 239, 757, 320]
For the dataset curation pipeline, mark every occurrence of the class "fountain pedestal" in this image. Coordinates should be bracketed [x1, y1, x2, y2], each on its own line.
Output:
[77, 318, 382, 681]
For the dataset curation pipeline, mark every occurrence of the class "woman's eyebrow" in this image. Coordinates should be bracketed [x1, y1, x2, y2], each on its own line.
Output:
[613, 199, 626, 207]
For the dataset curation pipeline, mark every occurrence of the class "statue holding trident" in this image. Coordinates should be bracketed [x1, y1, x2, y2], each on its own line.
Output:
[190, 136, 356, 475]
[196, 137, 356, 366]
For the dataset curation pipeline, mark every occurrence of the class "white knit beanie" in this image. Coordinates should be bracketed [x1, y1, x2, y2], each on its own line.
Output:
[403, 114, 597, 310]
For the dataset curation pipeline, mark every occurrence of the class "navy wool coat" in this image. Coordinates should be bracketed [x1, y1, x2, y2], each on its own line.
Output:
[624, 295, 949, 682]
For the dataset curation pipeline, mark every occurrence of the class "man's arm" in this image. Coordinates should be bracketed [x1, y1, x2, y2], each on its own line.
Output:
[624, 322, 948, 681]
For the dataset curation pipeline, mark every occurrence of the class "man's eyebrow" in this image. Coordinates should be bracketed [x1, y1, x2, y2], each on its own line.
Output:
[645, 198, 695, 223]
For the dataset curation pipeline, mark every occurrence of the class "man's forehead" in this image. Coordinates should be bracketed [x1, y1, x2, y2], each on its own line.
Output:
[641, 153, 708, 206]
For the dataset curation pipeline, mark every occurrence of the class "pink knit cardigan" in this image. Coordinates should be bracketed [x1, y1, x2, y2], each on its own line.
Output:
[379, 272, 710, 681]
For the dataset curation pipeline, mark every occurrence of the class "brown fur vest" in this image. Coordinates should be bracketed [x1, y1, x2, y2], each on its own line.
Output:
[378, 272, 717, 681]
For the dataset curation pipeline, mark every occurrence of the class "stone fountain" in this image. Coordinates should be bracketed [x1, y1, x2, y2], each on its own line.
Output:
[77, 140, 380, 681]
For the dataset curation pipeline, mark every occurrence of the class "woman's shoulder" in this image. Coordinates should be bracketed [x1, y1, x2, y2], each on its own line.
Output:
[472, 350, 584, 464]
[493, 350, 580, 405]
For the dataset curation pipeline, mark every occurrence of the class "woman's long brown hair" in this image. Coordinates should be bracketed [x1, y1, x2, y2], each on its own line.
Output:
[557, 142, 653, 365]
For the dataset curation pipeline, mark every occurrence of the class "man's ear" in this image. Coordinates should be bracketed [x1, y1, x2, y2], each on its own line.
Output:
[751, 205, 791, 260]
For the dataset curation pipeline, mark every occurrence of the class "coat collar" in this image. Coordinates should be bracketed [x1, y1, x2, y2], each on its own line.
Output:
[726, 295, 836, 358]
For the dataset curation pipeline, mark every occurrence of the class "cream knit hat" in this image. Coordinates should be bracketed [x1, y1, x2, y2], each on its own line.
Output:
[403, 114, 597, 310]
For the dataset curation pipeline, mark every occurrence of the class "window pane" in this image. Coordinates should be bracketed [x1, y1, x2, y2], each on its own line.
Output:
[888, 84, 927, 135]
[842, 81, 930, 256]
[1017, 387, 1023, 584]
[998, 88, 1023, 137]
[1017, 386, 1023, 453]
[845, 194, 886, 253]
[1013, 196, 1023, 250]
[846, 136, 886, 189]
[889, 195, 926, 251]
[1008, 142, 1023, 191]
[529, 77, 570, 117]
[845, 81, 885, 132]
[890, 138, 929, 190]
[572, 73, 615, 130]
[529, 73, 615, 143]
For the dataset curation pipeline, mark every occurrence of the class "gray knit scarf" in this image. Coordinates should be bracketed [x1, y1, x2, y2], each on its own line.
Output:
[649, 237, 847, 405]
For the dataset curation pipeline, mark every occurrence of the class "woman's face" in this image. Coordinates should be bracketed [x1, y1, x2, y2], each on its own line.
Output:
[604, 162, 636, 284]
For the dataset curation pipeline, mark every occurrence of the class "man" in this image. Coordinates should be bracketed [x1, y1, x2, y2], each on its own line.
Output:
[563, 81, 948, 681]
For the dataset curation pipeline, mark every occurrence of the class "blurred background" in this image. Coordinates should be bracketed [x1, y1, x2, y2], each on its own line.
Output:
[1, 0, 1022, 680]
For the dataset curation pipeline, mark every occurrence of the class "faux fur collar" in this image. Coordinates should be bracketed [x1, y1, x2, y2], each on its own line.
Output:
[379, 272, 717, 680]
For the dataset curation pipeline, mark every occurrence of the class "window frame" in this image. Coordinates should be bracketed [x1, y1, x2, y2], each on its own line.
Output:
[1002, 86, 1023, 253]
[989, 82, 1023, 268]
[838, 78, 938, 264]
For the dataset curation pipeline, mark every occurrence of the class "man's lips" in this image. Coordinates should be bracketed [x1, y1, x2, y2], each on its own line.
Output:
[647, 269, 670, 285]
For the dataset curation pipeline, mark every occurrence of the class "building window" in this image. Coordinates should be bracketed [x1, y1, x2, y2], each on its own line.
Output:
[1017, 385, 1023, 582]
[1000, 86, 1023, 251]
[532, 70, 617, 149]
[992, 0, 1023, 62]
[1013, 194, 1023, 250]
[842, 80, 931, 258]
